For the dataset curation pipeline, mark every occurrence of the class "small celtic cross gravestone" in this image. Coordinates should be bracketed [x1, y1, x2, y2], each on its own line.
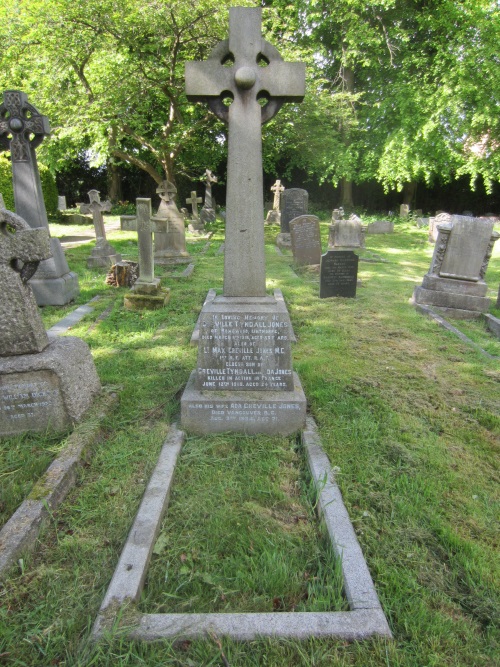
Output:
[271, 180, 285, 211]
[186, 191, 203, 221]
[185, 6, 305, 296]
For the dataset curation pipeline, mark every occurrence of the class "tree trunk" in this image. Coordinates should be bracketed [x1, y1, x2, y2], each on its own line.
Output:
[402, 181, 417, 208]
[107, 161, 122, 203]
[340, 177, 354, 210]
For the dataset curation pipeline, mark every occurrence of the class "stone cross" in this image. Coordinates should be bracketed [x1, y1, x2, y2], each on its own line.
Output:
[80, 190, 112, 243]
[0, 90, 51, 230]
[134, 198, 158, 286]
[204, 169, 218, 209]
[186, 191, 203, 221]
[0, 208, 51, 356]
[185, 6, 305, 296]
[156, 180, 176, 217]
[271, 180, 285, 210]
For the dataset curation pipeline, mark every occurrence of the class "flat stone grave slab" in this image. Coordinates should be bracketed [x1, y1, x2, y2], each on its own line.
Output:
[92, 419, 391, 642]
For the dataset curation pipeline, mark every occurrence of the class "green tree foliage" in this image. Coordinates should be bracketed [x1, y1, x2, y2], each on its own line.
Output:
[0, 155, 58, 214]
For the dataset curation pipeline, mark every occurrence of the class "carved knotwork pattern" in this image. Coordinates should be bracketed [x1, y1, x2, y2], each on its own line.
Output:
[0, 91, 50, 160]
[431, 227, 452, 275]
[479, 233, 500, 279]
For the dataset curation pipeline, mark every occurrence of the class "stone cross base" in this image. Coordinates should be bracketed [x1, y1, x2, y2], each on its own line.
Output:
[87, 243, 122, 269]
[181, 294, 306, 435]
[412, 274, 491, 319]
[30, 238, 80, 306]
[124, 278, 171, 311]
[266, 210, 281, 225]
[0, 336, 101, 436]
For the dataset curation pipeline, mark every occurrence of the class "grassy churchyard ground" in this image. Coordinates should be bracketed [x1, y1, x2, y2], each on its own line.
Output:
[1, 214, 499, 666]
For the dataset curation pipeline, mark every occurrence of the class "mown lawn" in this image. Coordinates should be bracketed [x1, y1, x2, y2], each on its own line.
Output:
[0, 216, 498, 666]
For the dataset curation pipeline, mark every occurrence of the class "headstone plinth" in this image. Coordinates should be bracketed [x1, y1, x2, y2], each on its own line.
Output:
[412, 216, 499, 318]
[0, 90, 79, 306]
[181, 295, 306, 435]
[0, 208, 100, 436]
[181, 7, 306, 435]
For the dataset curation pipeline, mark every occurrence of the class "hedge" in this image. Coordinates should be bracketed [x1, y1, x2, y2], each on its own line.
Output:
[0, 154, 58, 215]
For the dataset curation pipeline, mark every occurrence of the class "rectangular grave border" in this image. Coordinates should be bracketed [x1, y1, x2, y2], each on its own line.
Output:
[92, 417, 392, 642]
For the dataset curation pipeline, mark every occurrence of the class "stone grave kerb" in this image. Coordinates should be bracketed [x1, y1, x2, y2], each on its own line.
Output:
[185, 6, 305, 297]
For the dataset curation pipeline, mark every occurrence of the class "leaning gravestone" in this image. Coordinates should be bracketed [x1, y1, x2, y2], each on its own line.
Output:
[0, 90, 79, 306]
[80, 190, 121, 268]
[182, 6, 306, 435]
[290, 215, 322, 265]
[0, 208, 101, 436]
[412, 215, 499, 318]
[123, 199, 170, 311]
[320, 250, 359, 299]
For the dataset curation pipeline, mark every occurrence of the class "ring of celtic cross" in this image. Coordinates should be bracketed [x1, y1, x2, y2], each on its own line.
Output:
[206, 39, 285, 124]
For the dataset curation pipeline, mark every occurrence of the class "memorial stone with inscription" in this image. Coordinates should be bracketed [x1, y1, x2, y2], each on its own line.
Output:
[329, 216, 366, 250]
[0, 90, 79, 306]
[290, 215, 322, 265]
[0, 208, 100, 436]
[320, 250, 359, 298]
[412, 215, 499, 318]
[181, 6, 306, 435]
[280, 188, 308, 234]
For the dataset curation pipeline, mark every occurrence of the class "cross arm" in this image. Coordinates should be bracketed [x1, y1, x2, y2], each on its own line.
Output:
[185, 61, 233, 101]
[260, 63, 305, 101]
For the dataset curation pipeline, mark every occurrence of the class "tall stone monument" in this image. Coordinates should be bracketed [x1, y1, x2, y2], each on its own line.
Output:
[80, 190, 121, 268]
[0, 208, 101, 436]
[182, 6, 306, 435]
[412, 215, 499, 318]
[0, 90, 79, 305]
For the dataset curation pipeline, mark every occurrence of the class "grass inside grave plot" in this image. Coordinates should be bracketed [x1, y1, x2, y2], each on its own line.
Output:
[1, 216, 499, 666]
[141, 434, 346, 615]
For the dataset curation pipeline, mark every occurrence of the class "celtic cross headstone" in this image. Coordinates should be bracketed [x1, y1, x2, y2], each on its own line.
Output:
[185, 6, 305, 296]
[181, 7, 307, 436]
[0, 90, 79, 305]
[203, 169, 217, 210]
[271, 180, 285, 211]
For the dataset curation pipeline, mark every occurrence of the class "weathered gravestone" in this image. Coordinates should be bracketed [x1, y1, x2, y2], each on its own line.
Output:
[80, 190, 121, 268]
[0, 208, 101, 436]
[186, 190, 204, 233]
[57, 196, 67, 210]
[0, 90, 79, 306]
[329, 216, 366, 250]
[199, 169, 218, 226]
[181, 6, 306, 435]
[265, 179, 285, 225]
[365, 220, 394, 234]
[428, 212, 452, 243]
[290, 215, 322, 265]
[123, 199, 170, 311]
[320, 250, 359, 299]
[400, 204, 409, 218]
[277, 188, 308, 247]
[412, 215, 499, 318]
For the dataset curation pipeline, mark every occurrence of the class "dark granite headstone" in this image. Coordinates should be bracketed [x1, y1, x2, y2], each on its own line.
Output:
[320, 250, 358, 298]
[280, 188, 308, 233]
